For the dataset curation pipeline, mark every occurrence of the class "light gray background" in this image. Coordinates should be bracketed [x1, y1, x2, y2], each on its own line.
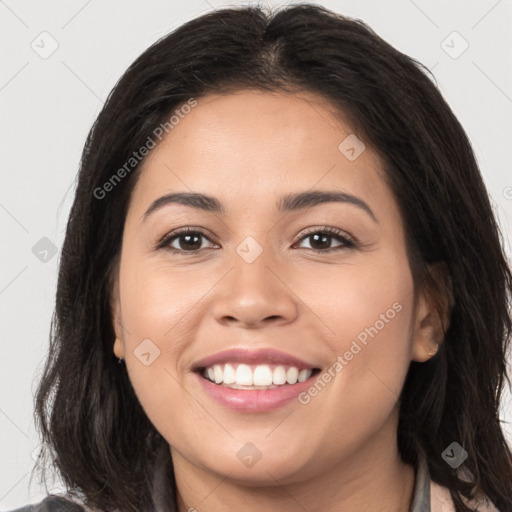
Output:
[1, 0, 511, 509]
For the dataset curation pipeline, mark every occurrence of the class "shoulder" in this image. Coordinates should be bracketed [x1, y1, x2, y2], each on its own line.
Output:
[431, 479, 501, 512]
[414, 453, 501, 512]
[7, 495, 90, 512]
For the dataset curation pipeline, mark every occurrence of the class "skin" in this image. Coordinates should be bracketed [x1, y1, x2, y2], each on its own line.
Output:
[111, 90, 449, 512]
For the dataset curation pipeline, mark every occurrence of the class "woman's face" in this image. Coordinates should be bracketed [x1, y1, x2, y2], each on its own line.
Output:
[112, 90, 432, 485]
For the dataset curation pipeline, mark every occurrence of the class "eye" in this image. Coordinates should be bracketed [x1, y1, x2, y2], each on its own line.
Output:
[157, 228, 217, 253]
[294, 226, 356, 252]
[157, 226, 356, 255]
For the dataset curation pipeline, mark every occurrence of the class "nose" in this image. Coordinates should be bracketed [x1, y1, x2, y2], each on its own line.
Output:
[210, 246, 298, 329]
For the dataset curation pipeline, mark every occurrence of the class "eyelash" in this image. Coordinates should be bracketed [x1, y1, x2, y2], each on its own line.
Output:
[156, 226, 357, 255]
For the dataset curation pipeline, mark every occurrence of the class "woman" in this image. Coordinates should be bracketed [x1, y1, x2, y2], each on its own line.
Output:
[11, 4, 512, 512]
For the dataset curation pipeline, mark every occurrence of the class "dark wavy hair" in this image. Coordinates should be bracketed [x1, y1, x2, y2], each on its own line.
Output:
[31, 4, 512, 511]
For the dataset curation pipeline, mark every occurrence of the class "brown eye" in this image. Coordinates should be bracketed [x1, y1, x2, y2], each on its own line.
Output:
[157, 226, 356, 255]
[295, 227, 355, 253]
[171, 232, 205, 251]
[158, 228, 217, 254]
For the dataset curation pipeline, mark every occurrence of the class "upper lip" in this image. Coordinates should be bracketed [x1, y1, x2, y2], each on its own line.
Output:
[192, 348, 321, 370]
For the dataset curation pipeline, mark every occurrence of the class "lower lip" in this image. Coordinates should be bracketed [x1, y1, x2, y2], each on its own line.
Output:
[194, 371, 318, 412]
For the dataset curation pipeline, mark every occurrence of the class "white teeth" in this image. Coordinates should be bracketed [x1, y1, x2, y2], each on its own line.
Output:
[286, 367, 299, 384]
[213, 365, 223, 384]
[298, 369, 311, 383]
[203, 363, 314, 387]
[253, 365, 273, 386]
[235, 364, 253, 386]
[273, 365, 287, 385]
[223, 363, 236, 384]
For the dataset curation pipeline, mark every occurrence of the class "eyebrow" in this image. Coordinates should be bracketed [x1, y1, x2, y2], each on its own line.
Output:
[141, 190, 378, 223]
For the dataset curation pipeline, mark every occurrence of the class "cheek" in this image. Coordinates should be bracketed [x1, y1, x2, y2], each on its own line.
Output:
[294, 252, 413, 346]
[121, 264, 195, 330]
[119, 255, 214, 352]
[294, 253, 414, 402]
[116, 260, 206, 414]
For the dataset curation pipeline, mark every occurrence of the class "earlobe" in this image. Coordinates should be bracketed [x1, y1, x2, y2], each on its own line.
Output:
[411, 307, 441, 363]
[113, 337, 125, 359]
[411, 329, 439, 362]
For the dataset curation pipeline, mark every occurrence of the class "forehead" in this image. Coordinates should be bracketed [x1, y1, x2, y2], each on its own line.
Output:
[129, 90, 391, 218]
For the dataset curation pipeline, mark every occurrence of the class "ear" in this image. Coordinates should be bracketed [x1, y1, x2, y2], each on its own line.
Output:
[109, 263, 125, 360]
[411, 262, 454, 363]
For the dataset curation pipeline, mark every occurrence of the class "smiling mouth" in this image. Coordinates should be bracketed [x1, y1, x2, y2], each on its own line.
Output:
[195, 363, 322, 390]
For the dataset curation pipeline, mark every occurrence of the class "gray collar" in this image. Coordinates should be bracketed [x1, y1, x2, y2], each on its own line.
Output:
[410, 454, 431, 512]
